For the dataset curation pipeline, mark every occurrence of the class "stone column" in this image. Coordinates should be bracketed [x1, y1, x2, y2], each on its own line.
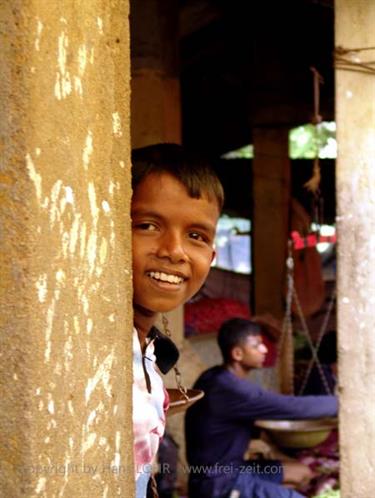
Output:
[130, 0, 181, 148]
[0, 2, 133, 497]
[252, 128, 290, 319]
[335, 1, 375, 496]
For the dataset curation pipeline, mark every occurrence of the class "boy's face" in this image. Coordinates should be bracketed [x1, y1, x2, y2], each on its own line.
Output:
[233, 334, 268, 370]
[131, 172, 219, 315]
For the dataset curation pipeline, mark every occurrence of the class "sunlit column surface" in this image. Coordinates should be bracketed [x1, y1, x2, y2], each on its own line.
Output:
[0, 2, 133, 496]
[335, 0, 375, 496]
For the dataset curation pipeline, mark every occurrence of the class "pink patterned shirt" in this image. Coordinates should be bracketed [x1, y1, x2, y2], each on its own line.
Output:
[133, 329, 169, 497]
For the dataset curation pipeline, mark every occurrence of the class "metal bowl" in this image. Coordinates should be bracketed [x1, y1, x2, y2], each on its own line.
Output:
[167, 388, 204, 416]
[255, 418, 337, 449]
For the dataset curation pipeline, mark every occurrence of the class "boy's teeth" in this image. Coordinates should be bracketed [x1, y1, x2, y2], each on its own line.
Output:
[149, 271, 183, 284]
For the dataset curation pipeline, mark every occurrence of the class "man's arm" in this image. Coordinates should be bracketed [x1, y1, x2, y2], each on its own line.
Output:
[222, 380, 337, 421]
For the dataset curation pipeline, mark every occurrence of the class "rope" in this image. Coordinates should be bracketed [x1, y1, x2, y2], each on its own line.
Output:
[334, 46, 375, 75]
[311, 66, 323, 125]
[304, 67, 323, 195]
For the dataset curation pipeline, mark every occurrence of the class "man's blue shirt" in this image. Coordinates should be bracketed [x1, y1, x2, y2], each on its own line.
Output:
[185, 365, 337, 498]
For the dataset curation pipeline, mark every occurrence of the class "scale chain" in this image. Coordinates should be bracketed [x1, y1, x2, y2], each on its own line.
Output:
[162, 315, 189, 401]
[293, 288, 333, 396]
[297, 288, 336, 395]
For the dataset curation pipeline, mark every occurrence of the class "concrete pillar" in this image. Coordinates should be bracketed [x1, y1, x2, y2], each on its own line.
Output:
[130, 0, 181, 148]
[252, 128, 291, 393]
[335, 1, 375, 496]
[0, 3, 133, 497]
[252, 128, 291, 319]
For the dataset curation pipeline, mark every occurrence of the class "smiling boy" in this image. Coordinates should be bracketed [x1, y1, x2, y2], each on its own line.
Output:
[131, 144, 224, 497]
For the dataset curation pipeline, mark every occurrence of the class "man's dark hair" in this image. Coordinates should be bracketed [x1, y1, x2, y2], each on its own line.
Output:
[131, 143, 224, 211]
[218, 318, 261, 363]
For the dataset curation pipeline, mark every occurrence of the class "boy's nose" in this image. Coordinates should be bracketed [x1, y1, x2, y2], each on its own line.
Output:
[156, 232, 187, 263]
[259, 343, 268, 354]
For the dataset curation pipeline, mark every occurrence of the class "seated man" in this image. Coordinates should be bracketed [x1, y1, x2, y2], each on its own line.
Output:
[185, 318, 338, 498]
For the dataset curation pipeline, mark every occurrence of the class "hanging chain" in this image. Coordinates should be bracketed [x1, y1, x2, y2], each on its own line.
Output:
[293, 286, 333, 396]
[161, 315, 189, 401]
[280, 241, 294, 355]
[278, 241, 295, 394]
[149, 474, 159, 498]
[297, 288, 336, 395]
[282, 240, 335, 396]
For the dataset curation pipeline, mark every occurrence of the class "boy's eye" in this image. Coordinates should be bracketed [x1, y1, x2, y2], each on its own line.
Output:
[135, 222, 157, 231]
[189, 231, 207, 243]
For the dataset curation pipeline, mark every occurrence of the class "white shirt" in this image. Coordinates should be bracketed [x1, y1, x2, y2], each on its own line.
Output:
[133, 329, 168, 497]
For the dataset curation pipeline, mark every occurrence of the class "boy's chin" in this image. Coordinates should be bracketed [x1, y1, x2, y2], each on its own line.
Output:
[133, 300, 182, 316]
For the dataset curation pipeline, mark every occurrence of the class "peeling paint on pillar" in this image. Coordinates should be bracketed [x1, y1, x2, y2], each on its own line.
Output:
[335, 0, 375, 496]
[0, 2, 133, 497]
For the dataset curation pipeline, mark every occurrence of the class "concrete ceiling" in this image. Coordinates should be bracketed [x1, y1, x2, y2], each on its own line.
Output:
[179, 0, 335, 156]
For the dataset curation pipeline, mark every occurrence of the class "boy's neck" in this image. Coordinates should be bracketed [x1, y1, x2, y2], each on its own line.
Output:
[133, 304, 157, 349]
[225, 362, 252, 379]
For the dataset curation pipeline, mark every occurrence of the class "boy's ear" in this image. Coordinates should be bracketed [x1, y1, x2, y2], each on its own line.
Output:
[211, 249, 216, 263]
[231, 345, 243, 362]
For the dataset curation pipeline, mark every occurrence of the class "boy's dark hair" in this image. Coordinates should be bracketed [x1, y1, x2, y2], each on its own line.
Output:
[218, 318, 261, 363]
[131, 143, 224, 211]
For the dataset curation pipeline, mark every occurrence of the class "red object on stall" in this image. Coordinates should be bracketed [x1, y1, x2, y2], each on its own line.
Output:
[185, 297, 278, 367]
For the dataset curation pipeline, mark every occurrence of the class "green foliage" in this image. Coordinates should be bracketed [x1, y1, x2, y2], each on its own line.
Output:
[289, 121, 337, 159]
[221, 144, 254, 159]
[221, 121, 336, 161]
